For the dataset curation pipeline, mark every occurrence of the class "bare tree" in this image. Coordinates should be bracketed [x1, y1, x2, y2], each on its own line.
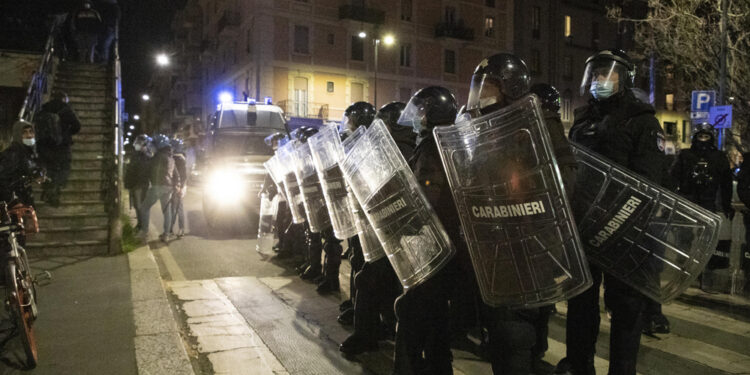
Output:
[609, 0, 750, 150]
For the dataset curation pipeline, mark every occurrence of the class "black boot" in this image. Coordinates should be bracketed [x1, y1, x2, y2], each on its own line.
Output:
[340, 333, 378, 356]
[316, 277, 340, 294]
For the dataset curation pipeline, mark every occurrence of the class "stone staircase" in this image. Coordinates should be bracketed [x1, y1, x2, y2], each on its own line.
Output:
[26, 62, 114, 256]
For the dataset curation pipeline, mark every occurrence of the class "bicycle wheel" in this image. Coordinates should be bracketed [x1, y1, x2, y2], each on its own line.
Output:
[16, 245, 37, 320]
[5, 261, 38, 369]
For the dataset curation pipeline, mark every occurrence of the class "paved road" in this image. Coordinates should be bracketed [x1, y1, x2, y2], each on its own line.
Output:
[145, 188, 750, 375]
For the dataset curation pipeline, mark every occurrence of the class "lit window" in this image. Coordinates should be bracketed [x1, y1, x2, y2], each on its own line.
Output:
[327, 82, 334, 93]
[564, 15, 572, 37]
[666, 94, 674, 111]
[484, 16, 495, 37]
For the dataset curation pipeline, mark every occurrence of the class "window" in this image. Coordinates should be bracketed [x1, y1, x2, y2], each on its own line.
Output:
[486, 0, 495, 7]
[666, 94, 674, 111]
[563, 55, 573, 79]
[444, 49, 456, 74]
[327, 33, 335, 45]
[445, 6, 456, 24]
[401, 0, 412, 21]
[530, 49, 540, 74]
[293, 25, 309, 54]
[561, 91, 573, 122]
[400, 43, 412, 67]
[664, 121, 677, 136]
[591, 22, 599, 49]
[484, 16, 495, 37]
[327, 81, 334, 93]
[351, 36, 364, 61]
[682, 120, 688, 143]
[564, 16, 572, 37]
[532, 7, 541, 39]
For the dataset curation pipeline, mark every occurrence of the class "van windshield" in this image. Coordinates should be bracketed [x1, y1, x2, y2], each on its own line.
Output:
[218, 108, 286, 130]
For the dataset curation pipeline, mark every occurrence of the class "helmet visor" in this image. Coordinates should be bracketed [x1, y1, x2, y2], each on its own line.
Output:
[397, 95, 427, 134]
[342, 113, 353, 132]
[580, 59, 628, 96]
[466, 74, 490, 114]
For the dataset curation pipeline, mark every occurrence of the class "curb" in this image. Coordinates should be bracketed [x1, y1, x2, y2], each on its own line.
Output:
[129, 245, 195, 375]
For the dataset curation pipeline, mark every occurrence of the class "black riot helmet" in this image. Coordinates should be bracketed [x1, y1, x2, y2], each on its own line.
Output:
[398, 86, 458, 134]
[530, 83, 561, 113]
[343, 101, 376, 132]
[581, 49, 635, 100]
[375, 101, 407, 130]
[691, 122, 716, 152]
[467, 53, 531, 116]
[298, 127, 319, 144]
[264, 132, 286, 149]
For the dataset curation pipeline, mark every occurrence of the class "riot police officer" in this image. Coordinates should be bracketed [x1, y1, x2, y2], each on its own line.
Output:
[392, 86, 460, 375]
[261, 132, 290, 254]
[559, 49, 667, 375]
[339, 102, 408, 355]
[338, 102, 376, 323]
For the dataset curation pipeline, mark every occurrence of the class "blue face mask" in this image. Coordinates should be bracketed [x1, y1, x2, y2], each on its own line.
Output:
[590, 80, 616, 100]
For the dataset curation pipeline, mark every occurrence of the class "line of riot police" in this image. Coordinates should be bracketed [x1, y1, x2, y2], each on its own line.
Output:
[257, 49, 724, 375]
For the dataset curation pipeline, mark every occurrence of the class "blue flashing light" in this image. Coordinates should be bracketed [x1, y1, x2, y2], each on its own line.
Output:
[218, 91, 233, 103]
[264, 96, 273, 105]
[248, 98, 257, 105]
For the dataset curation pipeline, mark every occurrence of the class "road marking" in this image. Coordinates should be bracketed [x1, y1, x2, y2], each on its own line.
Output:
[157, 246, 187, 281]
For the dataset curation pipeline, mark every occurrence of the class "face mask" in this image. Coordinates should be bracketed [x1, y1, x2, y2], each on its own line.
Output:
[479, 96, 498, 109]
[590, 80, 615, 100]
[22, 138, 35, 147]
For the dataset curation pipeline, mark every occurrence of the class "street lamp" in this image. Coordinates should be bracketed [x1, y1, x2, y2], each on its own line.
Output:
[156, 53, 170, 67]
[373, 33, 395, 107]
[142, 94, 150, 101]
[358, 31, 367, 39]
[129, 125, 135, 130]
[133, 114, 140, 121]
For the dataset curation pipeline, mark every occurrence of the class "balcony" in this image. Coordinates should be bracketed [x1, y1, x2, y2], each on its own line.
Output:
[277, 100, 335, 120]
[217, 11, 241, 36]
[338, 5, 385, 25]
[435, 22, 475, 41]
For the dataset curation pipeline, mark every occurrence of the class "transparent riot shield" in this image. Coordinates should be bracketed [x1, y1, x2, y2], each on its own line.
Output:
[340, 120, 455, 289]
[434, 94, 591, 308]
[570, 143, 722, 303]
[256, 193, 279, 255]
[308, 125, 358, 239]
[277, 141, 306, 224]
[292, 142, 331, 233]
[263, 154, 288, 202]
[347, 186, 386, 262]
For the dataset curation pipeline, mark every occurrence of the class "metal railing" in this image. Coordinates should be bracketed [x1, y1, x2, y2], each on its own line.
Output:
[17, 17, 64, 122]
[276, 100, 345, 121]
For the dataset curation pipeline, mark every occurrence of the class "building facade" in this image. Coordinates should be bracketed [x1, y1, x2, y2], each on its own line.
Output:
[162, 0, 514, 130]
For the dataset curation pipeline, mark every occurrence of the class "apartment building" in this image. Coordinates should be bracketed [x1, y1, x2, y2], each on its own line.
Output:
[164, 0, 513, 129]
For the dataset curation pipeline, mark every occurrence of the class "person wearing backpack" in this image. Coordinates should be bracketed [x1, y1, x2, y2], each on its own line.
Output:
[35, 92, 81, 207]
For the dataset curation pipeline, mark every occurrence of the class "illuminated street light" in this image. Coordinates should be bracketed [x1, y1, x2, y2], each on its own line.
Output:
[142, 94, 150, 101]
[127, 132, 132, 136]
[133, 114, 140, 120]
[129, 125, 135, 130]
[358, 31, 367, 39]
[383, 34, 395, 46]
[156, 53, 170, 66]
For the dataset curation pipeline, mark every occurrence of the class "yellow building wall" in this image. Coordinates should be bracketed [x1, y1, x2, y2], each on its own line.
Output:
[655, 110, 692, 152]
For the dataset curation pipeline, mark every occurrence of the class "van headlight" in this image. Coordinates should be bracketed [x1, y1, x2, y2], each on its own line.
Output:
[206, 169, 247, 203]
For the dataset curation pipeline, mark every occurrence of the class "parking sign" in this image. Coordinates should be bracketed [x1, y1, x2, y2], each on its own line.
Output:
[691, 90, 715, 112]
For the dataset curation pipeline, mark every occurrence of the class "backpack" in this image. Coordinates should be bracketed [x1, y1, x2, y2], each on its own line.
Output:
[33, 111, 63, 146]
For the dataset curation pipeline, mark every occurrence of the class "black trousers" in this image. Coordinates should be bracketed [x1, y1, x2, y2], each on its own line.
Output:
[347, 236, 364, 299]
[322, 227, 343, 282]
[393, 263, 454, 375]
[566, 264, 645, 375]
[482, 305, 538, 375]
[352, 256, 401, 339]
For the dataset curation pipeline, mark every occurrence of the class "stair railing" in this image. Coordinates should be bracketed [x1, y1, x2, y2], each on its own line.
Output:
[106, 20, 124, 254]
[17, 17, 64, 123]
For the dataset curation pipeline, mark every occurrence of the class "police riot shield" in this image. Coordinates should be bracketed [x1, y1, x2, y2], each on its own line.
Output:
[277, 141, 306, 224]
[340, 120, 455, 289]
[570, 144, 722, 303]
[434, 94, 591, 308]
[347, 185, 386, 262]
[256, 192, 279, 255]
[308, 125, 358, 239]
[263, 154, 288, 202]
[292, 142, 331, 233]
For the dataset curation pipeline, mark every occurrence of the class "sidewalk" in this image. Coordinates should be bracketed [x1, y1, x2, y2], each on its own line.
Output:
[20, 254, 137, 374]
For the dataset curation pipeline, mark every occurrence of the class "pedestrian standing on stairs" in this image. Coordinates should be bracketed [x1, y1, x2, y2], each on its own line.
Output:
[34, 91, 81, 208]
[70, 0, 103, 63]
[95, 0, 119, 63]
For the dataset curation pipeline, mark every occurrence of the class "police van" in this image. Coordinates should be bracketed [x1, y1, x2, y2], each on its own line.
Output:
[201, 99, 287, 230]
